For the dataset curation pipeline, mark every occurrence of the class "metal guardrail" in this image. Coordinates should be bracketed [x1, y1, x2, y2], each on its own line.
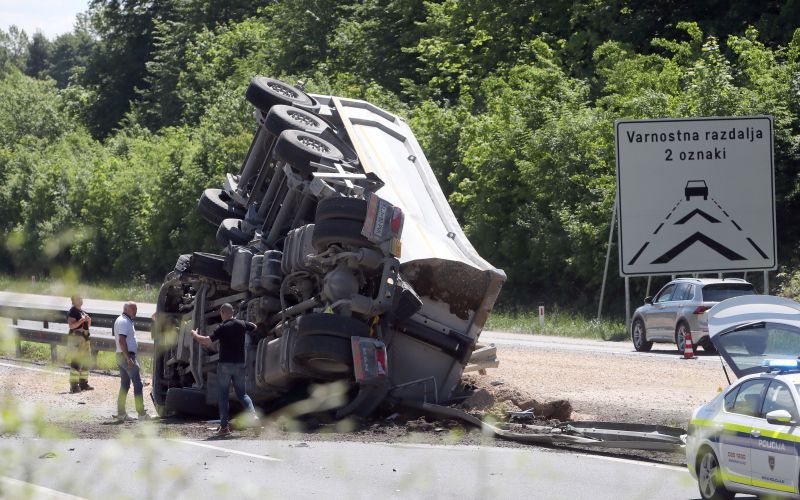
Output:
[0, 293, 155, 365]
[0, 305, 154, 332]
[10, 327, 154, 364]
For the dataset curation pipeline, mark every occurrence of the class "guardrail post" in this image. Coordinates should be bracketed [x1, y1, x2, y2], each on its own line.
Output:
[15, 337, 22, 358]
[43, 320, 49, 329]
[50, 344, 58, 362]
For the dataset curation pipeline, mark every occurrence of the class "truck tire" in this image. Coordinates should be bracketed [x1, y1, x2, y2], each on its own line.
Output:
[315, 197, 367, 223]
[311, 218, 373, 252]
[164, 388, 217, 418]
[188, 252, 229, 282]
[319, 132, 360, 166]
[266, 105, 329, 137]
[151, 344, 168, 415]
[216, 218, 251, 247]
[245, 76, 320, 114]
[274, 130, 344, 177]
[292, 334, 353, 376]
[197, 188, 246, 226]
[296, 312, 371, 339]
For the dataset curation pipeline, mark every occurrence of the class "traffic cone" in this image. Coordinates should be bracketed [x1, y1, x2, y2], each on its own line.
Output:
[683, 331, 695, 359]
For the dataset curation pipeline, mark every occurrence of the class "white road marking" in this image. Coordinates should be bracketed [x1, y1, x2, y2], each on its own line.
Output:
[576, 452, 688, 472]
[385, 442, 688, 472]
[0, 360, 61, 374]
[0, 475, 86, 499]
[168, 439, 283, 462]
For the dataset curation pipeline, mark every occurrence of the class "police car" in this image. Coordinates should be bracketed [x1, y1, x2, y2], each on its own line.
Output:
[686, 295, 800, 499]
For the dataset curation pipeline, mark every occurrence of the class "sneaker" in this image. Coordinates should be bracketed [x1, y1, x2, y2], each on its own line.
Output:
[116, 413, 132, 423]
[138, 413, 152, 421]
[79, 382, 94, 391]
[69, 384, 81, 394]
[213, 425, 231, 437]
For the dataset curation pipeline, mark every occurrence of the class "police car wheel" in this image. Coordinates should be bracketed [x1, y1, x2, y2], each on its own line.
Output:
[631, 319, 652, 352]
[697, 448, 733, 500]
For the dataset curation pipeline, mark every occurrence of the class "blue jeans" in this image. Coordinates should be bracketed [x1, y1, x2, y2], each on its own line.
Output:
[116, 353, 144, 416]
[217, 362, 255, 428]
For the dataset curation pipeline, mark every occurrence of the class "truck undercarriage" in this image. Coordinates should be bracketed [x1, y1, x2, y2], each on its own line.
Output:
[151, 77, 506, 422]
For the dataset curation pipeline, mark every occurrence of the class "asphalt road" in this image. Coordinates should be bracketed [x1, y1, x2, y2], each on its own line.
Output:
[0, 436, 699, 499]
[0, 291, 156, 319]
[480, 330, 719, 362]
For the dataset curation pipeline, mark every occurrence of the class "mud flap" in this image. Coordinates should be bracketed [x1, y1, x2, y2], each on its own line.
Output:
[336, 337, 389, 419]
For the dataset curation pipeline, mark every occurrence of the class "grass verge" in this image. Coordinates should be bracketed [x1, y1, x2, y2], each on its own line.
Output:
[486, 310, 628, 342]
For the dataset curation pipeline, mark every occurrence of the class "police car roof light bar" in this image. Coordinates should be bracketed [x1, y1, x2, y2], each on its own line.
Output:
[762, 358, 800, 373]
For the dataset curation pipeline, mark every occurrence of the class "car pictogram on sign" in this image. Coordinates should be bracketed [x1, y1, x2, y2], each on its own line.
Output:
[685, 179, 709, 201]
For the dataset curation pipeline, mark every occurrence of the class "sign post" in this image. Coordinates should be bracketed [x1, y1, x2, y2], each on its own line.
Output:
[615, 116, 776, 277]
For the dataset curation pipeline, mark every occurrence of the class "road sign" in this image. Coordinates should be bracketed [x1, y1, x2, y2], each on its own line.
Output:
[615, 116, 776, 276]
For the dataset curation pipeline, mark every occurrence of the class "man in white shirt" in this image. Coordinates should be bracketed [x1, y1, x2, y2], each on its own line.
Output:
[113, 301, 151, 421]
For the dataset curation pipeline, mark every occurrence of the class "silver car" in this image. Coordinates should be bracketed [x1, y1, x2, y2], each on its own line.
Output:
[630, 278, 756, 353]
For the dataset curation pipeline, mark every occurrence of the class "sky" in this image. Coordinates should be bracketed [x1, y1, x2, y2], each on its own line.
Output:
[1, 0, 90, 39]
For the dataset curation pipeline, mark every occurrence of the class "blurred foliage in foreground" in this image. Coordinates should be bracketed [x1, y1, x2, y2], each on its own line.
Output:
[0, 2, 799, 315]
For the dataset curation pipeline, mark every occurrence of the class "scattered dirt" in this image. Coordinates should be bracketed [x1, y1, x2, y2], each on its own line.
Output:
[459, 375, 573, 421]
[487, 342, 728, 428]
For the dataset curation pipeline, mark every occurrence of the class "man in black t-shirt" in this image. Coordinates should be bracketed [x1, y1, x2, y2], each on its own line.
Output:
[192, 303, 257, 437]
[66, 295, 93, 393]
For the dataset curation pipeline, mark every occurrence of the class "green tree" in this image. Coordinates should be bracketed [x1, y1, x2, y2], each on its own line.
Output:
[25, 32, 52, 78]
[48, 19, 96, 88]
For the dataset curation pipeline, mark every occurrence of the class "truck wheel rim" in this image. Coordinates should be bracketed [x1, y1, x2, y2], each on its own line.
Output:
[268, 81, 298, 99]
[298, 135, 330, 153]
[288, 110, 319, 128]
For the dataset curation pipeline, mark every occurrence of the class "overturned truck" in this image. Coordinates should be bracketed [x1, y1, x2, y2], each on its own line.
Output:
[152, 77, 506, 420]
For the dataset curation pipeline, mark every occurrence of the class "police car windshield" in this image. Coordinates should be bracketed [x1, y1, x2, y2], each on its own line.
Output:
[713, 322, 800, 376]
